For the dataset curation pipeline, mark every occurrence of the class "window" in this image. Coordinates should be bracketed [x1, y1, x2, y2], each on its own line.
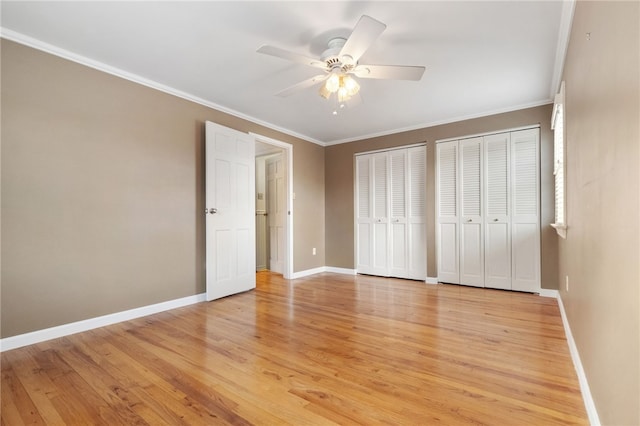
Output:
[551, 82, 567, 238]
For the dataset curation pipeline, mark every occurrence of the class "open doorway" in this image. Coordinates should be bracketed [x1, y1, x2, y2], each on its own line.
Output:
[253, 134, 293, 279]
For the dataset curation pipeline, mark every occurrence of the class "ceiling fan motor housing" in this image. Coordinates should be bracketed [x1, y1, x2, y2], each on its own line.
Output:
[322, 37, 355, 71]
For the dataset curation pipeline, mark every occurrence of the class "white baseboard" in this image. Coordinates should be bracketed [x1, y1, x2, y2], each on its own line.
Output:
[539, 288, 559, 298]
[290, 267, 327, 279]
[291, 266, 357, 279]
[325, 267, 357, 275]
[557, 293, 601, 425]
[291, 268, 435, 284]
[0, 293, 206, 352]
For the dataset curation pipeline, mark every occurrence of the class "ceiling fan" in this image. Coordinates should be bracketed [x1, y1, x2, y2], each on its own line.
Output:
[257, 15, 426, 104]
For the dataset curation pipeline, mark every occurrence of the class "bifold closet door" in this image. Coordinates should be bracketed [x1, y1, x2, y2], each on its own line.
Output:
[436, 141, 460, 284]
[511, 128, 540, 292]
[459, 137, 484, 287]
[356, 147, 426, 280]
[407, 146, 426, 280]
[484, 133, 511, 290]
[436, 128, 540, 292]
[356, 154, 389, 276]
[388, 147, 427, 280]
[389, 150, 408, 278]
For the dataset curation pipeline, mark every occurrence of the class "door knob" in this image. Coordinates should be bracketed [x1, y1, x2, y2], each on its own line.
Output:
[209, 208, 217, 214]
[494, 218, 499, 222]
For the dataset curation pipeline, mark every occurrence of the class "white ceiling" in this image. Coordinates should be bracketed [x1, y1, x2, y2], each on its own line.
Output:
[0, 1, 572, 145]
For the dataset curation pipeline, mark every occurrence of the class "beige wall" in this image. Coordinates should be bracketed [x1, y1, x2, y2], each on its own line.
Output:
[325, 105, 557, 288]
[1, 39, 325, 338]
[559, 2, 639, 424]
[4, 8, 638, 421]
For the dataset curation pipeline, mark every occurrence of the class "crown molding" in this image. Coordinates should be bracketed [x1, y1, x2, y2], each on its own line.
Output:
[323, 99, 553, 146]
[0, 27, 325, 147]
[1, 24, 564, 149]
[549, 0, 576, 97]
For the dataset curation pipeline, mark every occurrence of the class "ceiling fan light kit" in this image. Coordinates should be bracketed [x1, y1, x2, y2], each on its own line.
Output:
[319, 71, 360, 103]
[257, 14, 425, 113]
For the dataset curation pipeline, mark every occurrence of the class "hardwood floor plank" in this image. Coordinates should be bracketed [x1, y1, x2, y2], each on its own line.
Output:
[111, 315, 335, 425]
[3, 347, 67, 426]
[51, 337, 153, 425]
[98, 326, 243, 424]
[33, 347, 135, 425]
[2, 272, 588, 424]
[83, 327, 245, 425]
[67, 333, 191, 426]
[1, 365, 30, 426]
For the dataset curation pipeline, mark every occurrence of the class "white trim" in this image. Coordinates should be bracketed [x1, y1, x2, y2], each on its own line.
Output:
[0, 28, 560, 149]
[325, 267, 357, 275]
[435, 124, 541, 144]
[425, 277, 439, 285]
[250, 133, 294, 280]
[0, 293, 206, 352]
[354, 142, 427, 157]
[550, 0, 576, 98]
[551, 82, 567, 237]
[550, 223, 568, 239]
[557, 294, 601, 425]
[324, 100, 552, 146]
[290, 266, 357, 279]
[0, 28, 325, 147]
[538, 288, 559, 298]
[290, 267, 327, 279]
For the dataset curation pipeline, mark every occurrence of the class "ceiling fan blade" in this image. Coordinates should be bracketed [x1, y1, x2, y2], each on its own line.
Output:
[339, 15, 386, 64]
[257, 45, 326, 69]
[275, 74, 328, 97]
[352, 64, 426, 81]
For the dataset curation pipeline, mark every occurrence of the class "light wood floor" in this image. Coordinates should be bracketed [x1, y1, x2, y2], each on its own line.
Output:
[2, 272, 588, 425]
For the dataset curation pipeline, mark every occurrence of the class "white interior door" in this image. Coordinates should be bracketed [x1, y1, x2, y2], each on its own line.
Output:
[255, 157, 268, 271]
[356, 146, 426, 280]
[371, 153, 389, 276]
[266, 154, 285, 274]
[511, 128, 540, 292]
[205, 121, 256, 301]
[484, 132, 511, 290]
[356, 153, 390, 277]
[436, 141, 460, 284]
[356, 155, 374, 274]
[408, 146, 427, 280]
[389, 150, 408, 278]
[459, 137, 484, 287]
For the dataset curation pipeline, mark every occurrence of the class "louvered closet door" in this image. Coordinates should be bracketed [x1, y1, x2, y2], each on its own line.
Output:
[389, 150, 408, 278]
[436, 141, 459, 284]
[407, 146, 427, 280]
[511, 128, 540, 292]
[484, 133, 511, 290]
[355, 156, 374, 274]
[356, 147, 426, 280]
[459, 137, 484, 287]
[371, 153, 390, 276]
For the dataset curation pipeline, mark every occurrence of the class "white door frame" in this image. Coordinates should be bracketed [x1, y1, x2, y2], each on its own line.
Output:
[250, 133, 293, 279]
